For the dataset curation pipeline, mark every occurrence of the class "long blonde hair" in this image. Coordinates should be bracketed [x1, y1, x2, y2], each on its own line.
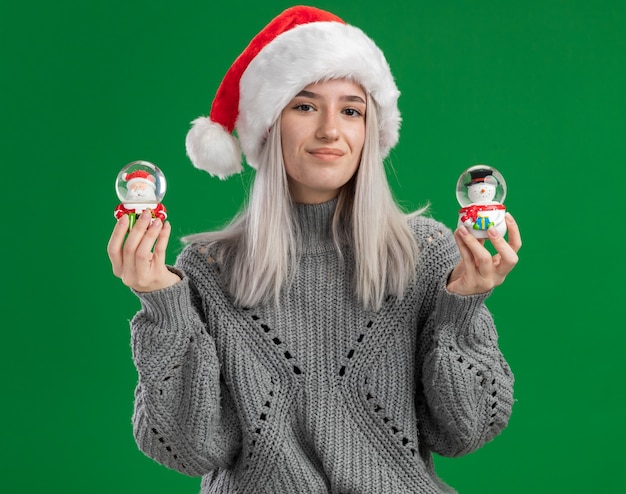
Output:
[185, 94, 423, 310]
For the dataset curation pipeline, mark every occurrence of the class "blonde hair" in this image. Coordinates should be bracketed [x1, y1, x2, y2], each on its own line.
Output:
[185, 94, 423, 310]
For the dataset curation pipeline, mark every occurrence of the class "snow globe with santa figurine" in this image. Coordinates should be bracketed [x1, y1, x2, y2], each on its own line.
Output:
[114, 160, 167, 230]
[456, 165, 507, 238]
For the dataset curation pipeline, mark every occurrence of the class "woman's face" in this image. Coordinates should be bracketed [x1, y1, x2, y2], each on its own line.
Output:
[280, 79, 366, 204]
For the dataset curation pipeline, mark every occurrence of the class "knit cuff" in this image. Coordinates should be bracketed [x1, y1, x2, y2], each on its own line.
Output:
[130, 269, 207, 369]
[132, 267, 196, 328]
[434, 279, 495, 345]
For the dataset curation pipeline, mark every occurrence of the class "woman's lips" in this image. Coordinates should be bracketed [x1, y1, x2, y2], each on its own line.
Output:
[308, 148, 345, 160]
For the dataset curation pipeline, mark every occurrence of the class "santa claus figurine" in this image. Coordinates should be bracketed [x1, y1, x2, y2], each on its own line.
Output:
[114, 161, 167, 230]
[456, 165, 507, 238]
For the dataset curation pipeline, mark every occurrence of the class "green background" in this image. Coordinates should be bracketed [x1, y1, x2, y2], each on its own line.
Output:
[1, 0, 624, 492]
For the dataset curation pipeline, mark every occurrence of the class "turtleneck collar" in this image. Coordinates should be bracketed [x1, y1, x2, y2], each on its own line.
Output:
[292, 198, 339, 254]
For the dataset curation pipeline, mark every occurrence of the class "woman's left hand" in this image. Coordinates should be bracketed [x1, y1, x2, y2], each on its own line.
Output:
[447, 213, 522, 296]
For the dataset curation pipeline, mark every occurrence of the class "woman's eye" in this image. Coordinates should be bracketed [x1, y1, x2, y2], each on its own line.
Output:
[295, 103, 314, 112]
[343, 108, 363, 117]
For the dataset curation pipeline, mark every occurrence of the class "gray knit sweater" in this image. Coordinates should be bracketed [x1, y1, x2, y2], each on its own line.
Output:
[129, 200, 514, 494]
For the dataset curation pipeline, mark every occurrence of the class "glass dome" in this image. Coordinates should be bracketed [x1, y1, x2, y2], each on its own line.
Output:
[456, 164, 507, 207]
[115, 160, 166, 204]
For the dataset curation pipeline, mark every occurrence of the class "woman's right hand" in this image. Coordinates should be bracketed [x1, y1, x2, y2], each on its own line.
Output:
[107, 209, 181, 292]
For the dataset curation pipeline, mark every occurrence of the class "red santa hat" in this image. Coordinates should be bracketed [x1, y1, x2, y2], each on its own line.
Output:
[185, 5, 401, 179]
[123, 170, 156, 189]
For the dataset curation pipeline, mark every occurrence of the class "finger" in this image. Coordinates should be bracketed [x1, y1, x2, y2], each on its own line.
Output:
[122, 210, 153, 277]
[452, 227, 496, 294]
[107, 215, 129, 277]
[133, 216, 165, 278]
[152, 220, 172, 264]
[504, 213, 522, 253]
[455, 226, 490, 279]
[454, 226, 474, 266]
[487, 226, 519, 276]
[456, 226, 492, 271]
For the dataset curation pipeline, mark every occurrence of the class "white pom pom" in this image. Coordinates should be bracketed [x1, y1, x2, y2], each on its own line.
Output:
[185, 117, 243, 179]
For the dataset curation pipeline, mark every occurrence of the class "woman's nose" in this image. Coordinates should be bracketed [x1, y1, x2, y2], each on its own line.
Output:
[316, 112, 340, 141]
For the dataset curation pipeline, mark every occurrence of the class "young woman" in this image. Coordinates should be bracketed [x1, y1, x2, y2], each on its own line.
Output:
[108, 6, 521, 493]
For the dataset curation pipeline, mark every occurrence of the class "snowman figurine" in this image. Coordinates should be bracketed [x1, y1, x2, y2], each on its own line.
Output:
[114, 160, 167, 230]
[456, 165, 507, 238]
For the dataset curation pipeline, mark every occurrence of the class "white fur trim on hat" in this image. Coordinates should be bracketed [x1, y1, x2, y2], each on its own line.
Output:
[185, 117, 242, 179]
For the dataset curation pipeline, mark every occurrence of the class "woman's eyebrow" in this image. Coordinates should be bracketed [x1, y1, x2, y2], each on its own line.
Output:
[295, 90, 318, 99]
[342, 95, 366, 104]
[294, 90, 366, 105]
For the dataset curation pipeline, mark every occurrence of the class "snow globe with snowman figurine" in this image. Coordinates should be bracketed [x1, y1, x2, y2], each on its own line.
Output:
[456, 165, 507, 238]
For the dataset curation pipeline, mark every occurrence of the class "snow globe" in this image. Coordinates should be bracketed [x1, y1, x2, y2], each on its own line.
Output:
[114, 160, 167, 230]
[456, 165, 507, 238]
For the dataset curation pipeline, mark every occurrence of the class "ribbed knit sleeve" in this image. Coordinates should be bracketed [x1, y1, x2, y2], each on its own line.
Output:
[412, 218, 514, 458]
[130, 267, 241, 476]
